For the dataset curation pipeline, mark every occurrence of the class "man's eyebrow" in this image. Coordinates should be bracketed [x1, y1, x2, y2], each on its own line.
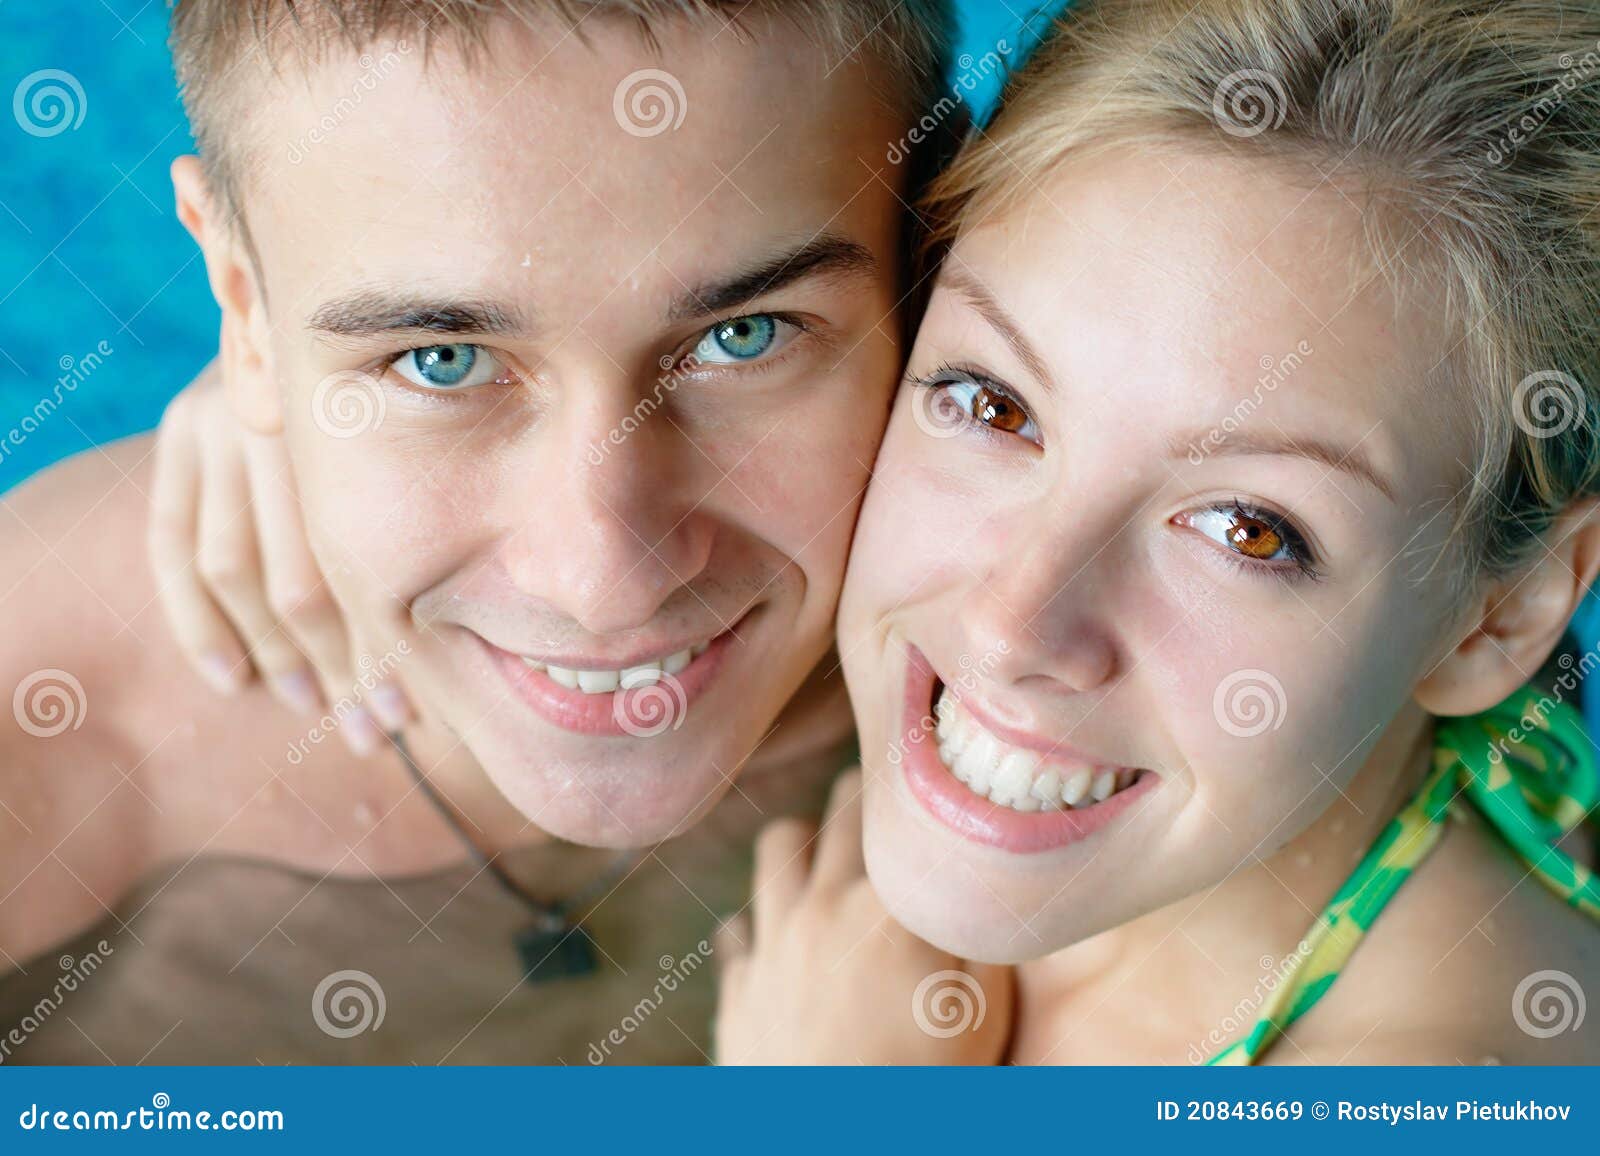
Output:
[942, 264, 1055, 392]
[306, 291, 529, 338]
[666, 234, 878, 322]
[1171, 428, 1396, 501]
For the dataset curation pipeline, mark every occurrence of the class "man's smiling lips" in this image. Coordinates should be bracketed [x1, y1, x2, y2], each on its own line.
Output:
[478, 617, 748, 736]
[896, 643, 1157, 852]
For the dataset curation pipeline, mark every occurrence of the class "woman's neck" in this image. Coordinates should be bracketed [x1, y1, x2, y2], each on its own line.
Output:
[1012, 699, 1439, 1065]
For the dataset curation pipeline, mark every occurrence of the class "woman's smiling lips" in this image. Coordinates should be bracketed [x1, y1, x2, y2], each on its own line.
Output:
[897, 643, 1158, 852]
[482, 627, 736, 736]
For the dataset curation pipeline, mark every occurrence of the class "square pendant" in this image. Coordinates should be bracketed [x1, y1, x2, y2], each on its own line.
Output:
[516, 922, 598, 983]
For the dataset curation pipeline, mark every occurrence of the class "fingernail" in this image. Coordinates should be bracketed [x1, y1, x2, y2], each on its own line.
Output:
[270, 671, 320, 714]
[367, 685, 411, 730]
[340, 707, 382, 757]
[199, 653, 242, 694]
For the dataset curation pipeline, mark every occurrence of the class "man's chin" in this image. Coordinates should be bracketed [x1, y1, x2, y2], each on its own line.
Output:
[479, 749, 731, 848]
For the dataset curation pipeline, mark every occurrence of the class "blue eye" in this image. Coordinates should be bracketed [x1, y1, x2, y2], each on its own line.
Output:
[691, 314, 795, 365]
[390, 344, 505, 390]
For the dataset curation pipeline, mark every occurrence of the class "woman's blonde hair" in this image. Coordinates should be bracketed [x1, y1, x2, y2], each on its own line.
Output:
[925, 0, 1600, 577]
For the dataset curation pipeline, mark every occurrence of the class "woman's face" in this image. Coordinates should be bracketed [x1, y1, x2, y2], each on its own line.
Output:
[839, 145, 1481, 962]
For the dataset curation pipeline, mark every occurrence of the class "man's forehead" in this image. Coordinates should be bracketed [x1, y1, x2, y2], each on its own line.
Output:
[242, 15, 904, 318]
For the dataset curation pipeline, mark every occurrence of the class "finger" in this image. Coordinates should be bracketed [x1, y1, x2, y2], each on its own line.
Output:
[750, 817, 815, 945]
[345, 618, 413, 735]
[194, 425, 315, 705]
[712, 912, 752, 970]
[810, 766, 866, 892]
[148, 390, 249, 694]
[243, 432, 351, 715]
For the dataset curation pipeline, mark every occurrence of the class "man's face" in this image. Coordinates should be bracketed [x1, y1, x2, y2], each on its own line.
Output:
[231, 12, 908, 845]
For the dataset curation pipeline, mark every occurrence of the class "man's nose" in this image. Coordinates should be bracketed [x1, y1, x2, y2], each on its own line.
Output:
[500, 394, 715, 635]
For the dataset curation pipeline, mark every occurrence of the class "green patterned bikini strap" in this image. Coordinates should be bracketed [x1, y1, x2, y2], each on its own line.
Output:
[1207, 684, 1599, 1065]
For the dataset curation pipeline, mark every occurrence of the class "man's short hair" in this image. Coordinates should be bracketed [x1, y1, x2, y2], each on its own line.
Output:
[170, 0, 955, 216]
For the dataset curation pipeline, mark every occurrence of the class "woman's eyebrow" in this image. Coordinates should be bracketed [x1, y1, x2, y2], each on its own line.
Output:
[942, 264, 1055, 392]
[1171, 428, 1396, 501]
[666, 234, 877, 322]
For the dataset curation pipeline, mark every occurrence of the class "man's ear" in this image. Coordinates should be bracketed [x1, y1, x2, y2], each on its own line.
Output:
[1416, 497, 1600, 716]
[171, 155, 282, 435]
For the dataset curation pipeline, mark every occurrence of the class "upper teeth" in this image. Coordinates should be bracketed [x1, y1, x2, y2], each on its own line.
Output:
[526, 642, 709, 694]
[934, 690, 1135, 812]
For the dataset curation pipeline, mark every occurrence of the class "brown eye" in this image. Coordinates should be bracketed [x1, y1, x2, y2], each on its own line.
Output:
[972, 386, 1027, 432]
[1227, 513, 1283, 559]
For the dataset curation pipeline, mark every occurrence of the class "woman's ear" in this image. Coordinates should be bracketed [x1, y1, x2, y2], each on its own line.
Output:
[171, 155, 283, 436]
[1416, 497, 1600, 716]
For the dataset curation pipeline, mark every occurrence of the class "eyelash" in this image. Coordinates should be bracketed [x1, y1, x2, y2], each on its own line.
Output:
[376, 311, 817, 397]
[907, 361, 1039, 443]
[1204, 497, 1322, 584]
[674, 311, 814, 376]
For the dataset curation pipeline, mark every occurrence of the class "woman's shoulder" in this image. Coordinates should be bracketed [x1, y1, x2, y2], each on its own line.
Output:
[1281, 805, 1597, 1065]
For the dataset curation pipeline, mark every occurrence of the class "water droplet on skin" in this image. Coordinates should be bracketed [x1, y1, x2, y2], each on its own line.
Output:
[1480, 1055, 1501, 1066]
[1330, 818, 1345, 834]
[520, 253, 531, 268]
[354, 801, 375, 827]
[1294, 851, 1312, 869]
